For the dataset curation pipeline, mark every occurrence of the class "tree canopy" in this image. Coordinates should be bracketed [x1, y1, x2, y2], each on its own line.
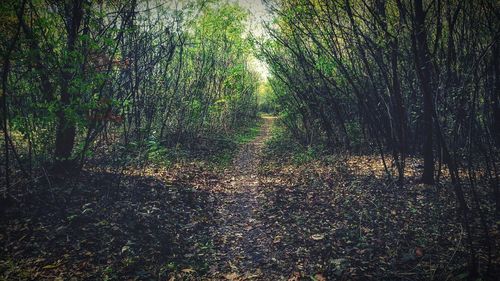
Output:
[1, 0, 499, 280]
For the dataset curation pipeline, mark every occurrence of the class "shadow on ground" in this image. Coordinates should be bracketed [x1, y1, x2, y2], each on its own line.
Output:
[1, 169, 217, 280]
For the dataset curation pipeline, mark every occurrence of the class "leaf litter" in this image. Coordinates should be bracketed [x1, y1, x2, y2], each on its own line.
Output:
[1, 117, 499, 280]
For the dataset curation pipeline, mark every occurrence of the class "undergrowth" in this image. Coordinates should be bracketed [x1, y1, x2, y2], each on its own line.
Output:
[264, 123, 324, 165]
[142, 119, 264, 169]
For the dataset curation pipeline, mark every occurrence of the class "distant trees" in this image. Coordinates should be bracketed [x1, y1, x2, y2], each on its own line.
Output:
[0, 0, 259, 176]
[259, 0, 499, 277]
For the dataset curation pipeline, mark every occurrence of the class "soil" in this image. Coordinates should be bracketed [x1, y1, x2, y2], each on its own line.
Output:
[1, 116, 499, 280]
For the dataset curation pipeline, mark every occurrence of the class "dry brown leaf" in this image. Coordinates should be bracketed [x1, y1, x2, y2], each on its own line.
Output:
[273, 235, 282, 243]
[244, 269, 262, 279]
[224, 272, 240, 280]
[287, 271, 301, 281]
[415, 247, 424, 257]
[42, 263, 60, 270]
[311, 233, 325, 240]
[314, 273, 327, 281]
[228, 261, 238, 271]
[181, 268, 195, 273]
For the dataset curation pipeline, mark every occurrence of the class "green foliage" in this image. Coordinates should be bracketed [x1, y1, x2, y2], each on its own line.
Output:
[146, 140, 172, 166]
[234, 120, 262, 144]
[207, 148, 234, 167]
[345, 121, 363, 151]
[257, 82, 276, 113]
[259, 2, 499, 277]
[292, 146, 318, 165]
[3, 0, 262, 171]
[264, 123, 325, 166]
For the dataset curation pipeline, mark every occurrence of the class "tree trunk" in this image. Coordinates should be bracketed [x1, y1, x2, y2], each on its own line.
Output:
[413, 0, 435, 184]
[492, 41, 500, 147]
[53, 0, 84, 172]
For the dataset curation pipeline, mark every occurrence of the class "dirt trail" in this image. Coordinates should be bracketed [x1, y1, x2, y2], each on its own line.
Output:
[210, 116, 276, 278]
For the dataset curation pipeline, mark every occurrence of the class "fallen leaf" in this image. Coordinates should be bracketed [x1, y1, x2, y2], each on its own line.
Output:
[311, 234, 325, 240]
[121, 245, 130, 254]
[273, 235, 282, 243]
[42, 263, 60, 270]
[229, 261, 238, 271]
[244, 269, 262, 279]
[415, 247, 424, 257]
[287, 271, 301, 281]
[224, 272, 240, 280]
[314, 273, 327, 281]
[181, 268, 195, 273]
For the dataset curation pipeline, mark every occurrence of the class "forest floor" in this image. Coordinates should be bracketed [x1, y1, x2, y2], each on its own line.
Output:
[1, 117, 500, 280]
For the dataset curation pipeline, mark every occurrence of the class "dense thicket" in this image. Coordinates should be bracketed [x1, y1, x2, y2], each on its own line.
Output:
[0, 0, 259, 177]
[258, 0, 499, 277]
[1, 0, 499, 279]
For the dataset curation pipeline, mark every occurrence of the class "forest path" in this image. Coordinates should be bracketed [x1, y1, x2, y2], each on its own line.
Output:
[209, 116, 277, 279]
